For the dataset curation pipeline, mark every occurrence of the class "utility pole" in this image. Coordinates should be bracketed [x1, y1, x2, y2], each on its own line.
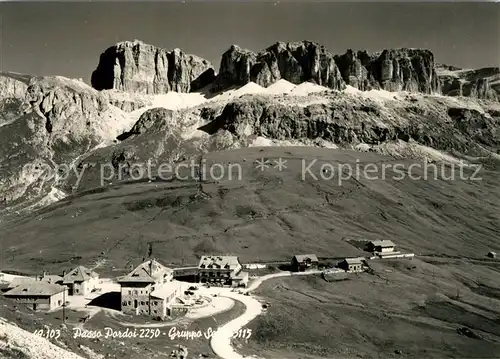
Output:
[62, 288, 66, 325]
[148, 243, 153, 258]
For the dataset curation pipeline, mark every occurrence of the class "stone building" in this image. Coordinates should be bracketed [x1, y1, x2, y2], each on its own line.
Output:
[338, 257, 364, 272]
[61, 266, 99, 296]
[197, 256, 248, 287]
[291, 254, 319, 272]
[117, 259, 182, 317]
[3, 282, 68, 311]
[366, 240, 395, 253]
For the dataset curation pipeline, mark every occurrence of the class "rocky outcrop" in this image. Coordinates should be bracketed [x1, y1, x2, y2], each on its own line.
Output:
[200, 94, 499, 155]
[0, 73, 31, 126]
[118, 107, 176, 141]
[212, 41, 346, 91]
[23, 76, 109, 161]
[91, 40, 216, 94]
[334, 48, 441, 94]
[332, 50, 377, 91]
[101, 90, 151, 112]
[0, 76, 121, 205]
[0, 72, 30, 100]
[438, 66, 500, 100]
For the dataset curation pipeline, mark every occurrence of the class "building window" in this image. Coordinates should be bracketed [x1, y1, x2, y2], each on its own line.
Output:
[128, 290, 131, 295]
[128, 301, 131, 305]
[123, 301, 127, 306]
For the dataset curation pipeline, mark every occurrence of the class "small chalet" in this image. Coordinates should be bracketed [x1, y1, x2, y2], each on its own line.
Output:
[117, 259, 180, 316]
[197, 256, 248, 287]
[61, 266, 99, 296]
[3, 282, 68, 311]
[338, 257, 364, 272]
[366, 240, 395, 253]
[291, 254, 319, 272]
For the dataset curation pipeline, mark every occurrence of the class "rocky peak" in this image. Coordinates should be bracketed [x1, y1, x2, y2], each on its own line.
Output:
[91, 40, 216, 94]
[334, 48, 441, 94]
[438, 65, 500, 101]
[212, 40, 346, 92]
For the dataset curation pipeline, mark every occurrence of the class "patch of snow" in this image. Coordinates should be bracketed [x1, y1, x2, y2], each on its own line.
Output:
[23, 187, 67, 212]
[266, 79, 296, 94]
[344, 85, 404, 103]
[95, 105, 137, 143]
[151, 92, 207, 110]
[291, 82, 330, 95]
[50, 76, 96, 93]
[230, 82, 268, 97]
[376, 140, 467, 165]
[355, 143, 372, 152]
[250, 136, 338, 149]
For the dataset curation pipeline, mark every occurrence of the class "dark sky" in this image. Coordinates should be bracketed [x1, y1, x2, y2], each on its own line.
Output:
[1, 1, 498, 84]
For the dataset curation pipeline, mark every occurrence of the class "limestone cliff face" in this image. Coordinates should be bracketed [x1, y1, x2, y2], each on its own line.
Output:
[0, 76, 118, 204]
[212, 41, 346, 91]
[91, 40, 216, 94]
[0, 73, 31, 126]
[334, 48, 441, 94]
[438, 66, 500, 101]
[0, 72, 30, 100]
[200, 94, 499, 155]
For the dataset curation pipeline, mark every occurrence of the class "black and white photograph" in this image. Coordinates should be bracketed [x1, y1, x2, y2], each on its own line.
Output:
[0, 1, 499, 358]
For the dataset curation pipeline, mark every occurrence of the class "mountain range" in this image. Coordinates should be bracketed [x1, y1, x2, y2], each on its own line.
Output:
[0, 40, 499, 217]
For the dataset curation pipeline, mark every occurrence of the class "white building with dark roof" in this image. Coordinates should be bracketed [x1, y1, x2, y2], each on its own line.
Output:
[3, 282, 68, 311]
[197, 256, 247, 287]
[338, 257, 365, 272]
[8, 273, 63, 290]
[366, 240, 395, 253]
[61, 266, 99, 296]
[117, 259, 180, 317]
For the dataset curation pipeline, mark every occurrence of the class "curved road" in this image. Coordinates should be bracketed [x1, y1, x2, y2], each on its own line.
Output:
[209, 270, 322, 359]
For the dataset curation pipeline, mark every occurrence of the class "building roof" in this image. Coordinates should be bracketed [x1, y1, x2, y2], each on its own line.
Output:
[8, 274, 64, 288]
[62, 266, 98, 284]
[344, 257, 364, 264]
[7, 277, 38, 289]
[293, 254, 319, 262]
[117, 259, 173, 284]
[4, 282, 66, 297]
[42, 274, 63, 284]
[370, 240, 395, 248]
[198, 256, 240, 270]
[150, 281, 182, 300]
